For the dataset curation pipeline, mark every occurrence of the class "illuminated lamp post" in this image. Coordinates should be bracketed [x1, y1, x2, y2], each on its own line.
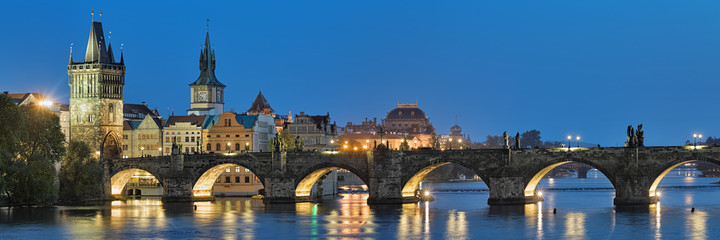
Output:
[158, 147, 162, 156]
[141, 146, 144, 157]
[567, 135, 571, 150]
[576, 136, 580, 148]
[458, 139, 463, 150]
[448, 138, 453, 150]
[245, 142, 250, 152]
[227, 142, 231, 153]
[693, 134, 698, 148]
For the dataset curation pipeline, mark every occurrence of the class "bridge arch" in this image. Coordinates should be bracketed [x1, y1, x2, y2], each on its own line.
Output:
[648, 156, 720, 197]
[192, 162, 266, 198]
[110, 168, 163, 197]
[294, 162, 368, 199]
[523, 158, 615, 197]
[400, 159, 490, 200]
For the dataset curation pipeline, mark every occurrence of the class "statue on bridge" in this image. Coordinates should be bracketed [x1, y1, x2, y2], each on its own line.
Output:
[625, 125, 636, 147]
[636, 124, 645, 147]
[515, 132, 521, 149]
[625, 124, 645, 147]
[503, 131, 509, 149]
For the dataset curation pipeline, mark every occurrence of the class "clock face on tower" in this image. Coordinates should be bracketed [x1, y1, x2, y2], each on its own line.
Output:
[198, 92, 208, 102]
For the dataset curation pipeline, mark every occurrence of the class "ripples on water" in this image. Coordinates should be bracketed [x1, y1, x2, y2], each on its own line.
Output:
[1, 170, 719, 239]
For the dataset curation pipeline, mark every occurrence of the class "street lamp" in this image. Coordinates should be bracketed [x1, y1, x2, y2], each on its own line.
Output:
[567, 135, 571, 150]
[245, 142, 250, 152]
[158, 147, 162, 156]
[449, 138, 453, 150]
[576, 136, 580, 148]
[693, 134, 698, 148]
[141, 146, 145, 157]
[227, 142, 231, 153]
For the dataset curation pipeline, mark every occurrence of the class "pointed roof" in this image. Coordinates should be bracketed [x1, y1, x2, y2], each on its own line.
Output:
[190, 30, 225, 86]
[107, 42, 115, 64]
[247, 91, 273, 113]
[84, 22, 112, 63]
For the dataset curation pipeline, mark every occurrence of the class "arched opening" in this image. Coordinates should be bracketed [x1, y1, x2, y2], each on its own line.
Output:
[524, 161, 613, 199]
[649, 159, 720, 198]
[192, 163, 264, 198]
[102, 131, 122, 159]
[110, 168, 162, 198]
[401, 162, 485, 201]
[295, 167, 365, 201]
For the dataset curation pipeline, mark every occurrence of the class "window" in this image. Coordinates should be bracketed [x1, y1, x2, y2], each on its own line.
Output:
[191, 137, 195, 142]
[226, 135, 230, 137]
[216, 143, 221, 151]
[235, 176, 240, 183]
[165, 137, 170, 142]
[235, 143, 240, 151]
[245, 135, 249, 137]
[123, 145, 128, 150]
[216, 178, 221, 183]
[89, 114, 95, 122]
[124, 135, 128, 140]
[185, 137, 189, 142]
[109, 104, 115, 122]
[185, 147, 189, 153]
[191, 147, 195, 153]
[245, 176, 250, 183]
[226, 168, 230, 173]
[206, 143, 211, 151]
[225, 177, 231, 183]
[244, 168, 250, 173]
[235, 166, 241, 172]
[235, 135, 240, 137]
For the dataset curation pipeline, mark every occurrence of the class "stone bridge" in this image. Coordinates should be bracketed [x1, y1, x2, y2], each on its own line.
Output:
[102, 146, 720, 205]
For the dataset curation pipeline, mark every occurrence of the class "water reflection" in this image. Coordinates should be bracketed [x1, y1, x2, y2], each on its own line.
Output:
[687, 209, 707, 240]
[564, 212, 586, 240]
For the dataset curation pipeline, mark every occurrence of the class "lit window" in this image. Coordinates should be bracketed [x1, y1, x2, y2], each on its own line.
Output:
[226, 168, 230, 173]
[235, 166, 241, 172]
[244, 168, 250, 173]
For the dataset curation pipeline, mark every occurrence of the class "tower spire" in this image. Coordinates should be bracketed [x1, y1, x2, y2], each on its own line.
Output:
[91, 8, 94, 22]
[99, 9, 102, 22]
[69, 43, 73, 64]
[107, 32, 114, 63]
[120, 43, 124, 65]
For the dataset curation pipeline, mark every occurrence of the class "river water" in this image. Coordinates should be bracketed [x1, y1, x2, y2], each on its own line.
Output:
[1, 169, 719, 239]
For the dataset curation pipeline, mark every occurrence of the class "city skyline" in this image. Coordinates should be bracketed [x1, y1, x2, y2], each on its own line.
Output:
[3, 1, 720, 146]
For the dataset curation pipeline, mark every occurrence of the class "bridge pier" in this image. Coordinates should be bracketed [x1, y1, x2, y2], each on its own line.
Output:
[367, 177, 404, 204]
[263, 175, 297, 203]
[487, 176, 543, 205]
[613, 176, 658, 205]
[163, 177, 194, 201]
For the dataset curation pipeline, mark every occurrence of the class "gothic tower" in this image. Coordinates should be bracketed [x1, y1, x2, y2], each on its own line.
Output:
[67, 17, 124, 158]
[187, 27, 225, 116]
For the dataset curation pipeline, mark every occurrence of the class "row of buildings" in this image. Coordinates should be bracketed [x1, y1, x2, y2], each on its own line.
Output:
[7, 15, 470, 197]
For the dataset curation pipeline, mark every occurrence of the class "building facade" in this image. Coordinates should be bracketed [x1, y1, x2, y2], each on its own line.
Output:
[285, 112, 337, 151]
[203, 112, 276, 153]
[122, 114, 163, 158]
[162, 115, 207, 155]
[67, 20, 125, 157]
[187, 29, 225, 116]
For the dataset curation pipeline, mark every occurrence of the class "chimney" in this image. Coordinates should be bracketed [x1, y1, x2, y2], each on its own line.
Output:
[142, 101, 148, 107]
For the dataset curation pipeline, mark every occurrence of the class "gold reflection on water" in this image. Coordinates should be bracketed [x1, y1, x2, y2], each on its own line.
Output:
[564, 212, 586, 240]
[191, 198, 261, 239]
[109, 198, 166, 232]
[326, 194, 373, 238]
[398, 203, 424, 239]
[446, 209, 467, 239]
[687, 209, 707, 240]
[650, 203, 661, 240]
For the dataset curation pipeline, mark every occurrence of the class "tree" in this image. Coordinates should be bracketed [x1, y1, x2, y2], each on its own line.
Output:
[59, 141, 104, 203]
[1, 101, 65, 205]
[430, 133, 440, 149]
[268, 130, 296, 152]
[521, 130, 542, 148]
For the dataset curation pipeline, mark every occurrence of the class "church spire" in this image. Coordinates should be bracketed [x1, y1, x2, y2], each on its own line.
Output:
[119, 43, 124, 65]
[189, 21, 224, 87]
[83, 11, 110, 63]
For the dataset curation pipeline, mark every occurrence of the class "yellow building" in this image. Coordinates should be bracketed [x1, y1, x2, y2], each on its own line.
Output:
[212, 165, 263, 197]
[122, 114, 163, 158]
[162, 115, 207, 154]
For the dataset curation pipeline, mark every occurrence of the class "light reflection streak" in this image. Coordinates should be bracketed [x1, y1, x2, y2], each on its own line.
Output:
[687, 209, 707, 240]
[650, 203, 661, 240]
[564, 212, 586, 240]
[446, 209, 467, 239]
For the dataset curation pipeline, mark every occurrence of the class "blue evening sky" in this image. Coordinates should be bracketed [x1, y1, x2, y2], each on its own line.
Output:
[1, 1, 719, 146]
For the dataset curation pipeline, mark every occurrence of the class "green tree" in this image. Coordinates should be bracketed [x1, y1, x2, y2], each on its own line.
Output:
[59, 141, 104, 203]
[0, 98, 65, 205]
[268, 130, 296, 152]
[521, 130, 542, 148]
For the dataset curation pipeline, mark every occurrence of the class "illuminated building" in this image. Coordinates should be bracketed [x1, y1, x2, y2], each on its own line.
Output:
[284, 112, 337, 151]
[187, 27, 225, 116]
[67, 17, 125, 157]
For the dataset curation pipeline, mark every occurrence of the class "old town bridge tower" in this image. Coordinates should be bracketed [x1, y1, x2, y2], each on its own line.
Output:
[67, 16, 124, 158]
